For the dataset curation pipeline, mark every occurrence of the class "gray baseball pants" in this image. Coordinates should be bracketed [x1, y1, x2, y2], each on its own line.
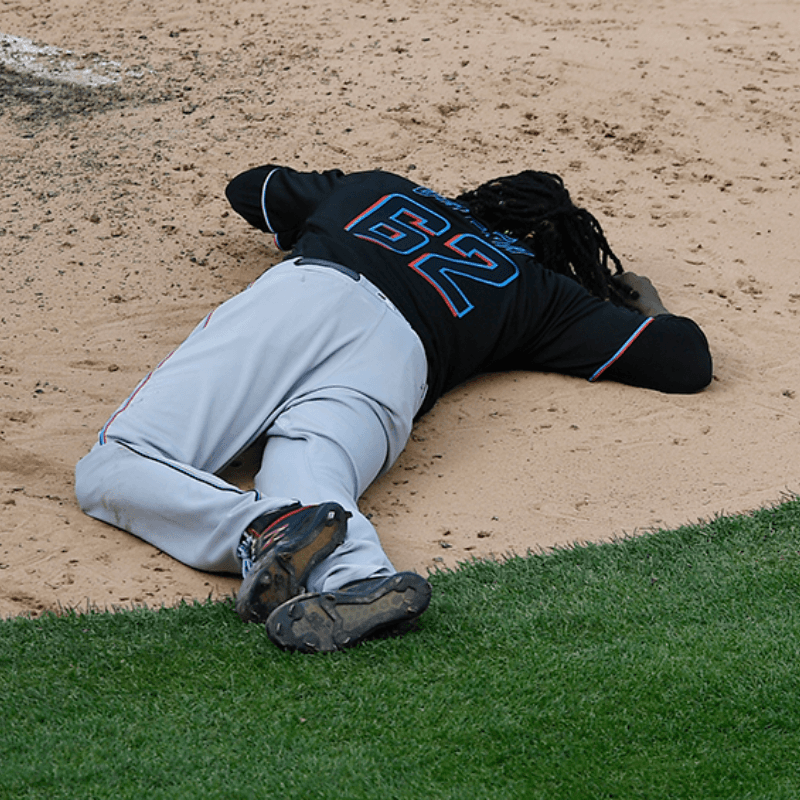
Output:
[75, 258, 429, 593]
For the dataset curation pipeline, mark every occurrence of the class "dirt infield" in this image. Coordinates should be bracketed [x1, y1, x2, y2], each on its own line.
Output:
[1, 0, 799, 617]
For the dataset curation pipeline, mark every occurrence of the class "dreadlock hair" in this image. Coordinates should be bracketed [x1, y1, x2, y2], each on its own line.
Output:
[457, 170, 635, 306]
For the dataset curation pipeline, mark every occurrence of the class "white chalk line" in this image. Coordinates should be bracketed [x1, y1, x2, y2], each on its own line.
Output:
[0, 32, 145, 88]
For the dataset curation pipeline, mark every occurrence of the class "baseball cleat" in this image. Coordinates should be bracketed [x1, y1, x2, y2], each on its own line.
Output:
[265, 571, 432, 653]
[235, 502, 350, 624]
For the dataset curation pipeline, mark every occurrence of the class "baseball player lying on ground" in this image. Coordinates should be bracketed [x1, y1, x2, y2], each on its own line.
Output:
[75, 165, 712, 653]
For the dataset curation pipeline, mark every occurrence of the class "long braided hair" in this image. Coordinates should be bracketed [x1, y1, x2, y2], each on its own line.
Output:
[456, 170, 635, 306]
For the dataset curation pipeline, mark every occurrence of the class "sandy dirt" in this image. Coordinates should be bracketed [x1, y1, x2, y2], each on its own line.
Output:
[1, 0, 799, 618]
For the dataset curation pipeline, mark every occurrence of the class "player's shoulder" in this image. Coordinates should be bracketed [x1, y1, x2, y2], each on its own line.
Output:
[342, 168, 418, 191]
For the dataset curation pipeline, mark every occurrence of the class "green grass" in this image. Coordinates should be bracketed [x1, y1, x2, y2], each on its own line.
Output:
[3, 498, 800, 799]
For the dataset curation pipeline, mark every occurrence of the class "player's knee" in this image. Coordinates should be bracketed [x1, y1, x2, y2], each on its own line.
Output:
[74, 448, 100, 513]
[74, 442, 118, 515]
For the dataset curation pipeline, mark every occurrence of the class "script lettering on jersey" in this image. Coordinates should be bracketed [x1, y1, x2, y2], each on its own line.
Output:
[345, 193, 519, 317]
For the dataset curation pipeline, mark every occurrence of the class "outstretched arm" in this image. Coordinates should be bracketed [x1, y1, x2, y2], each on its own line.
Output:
[523, 269, 713, 394]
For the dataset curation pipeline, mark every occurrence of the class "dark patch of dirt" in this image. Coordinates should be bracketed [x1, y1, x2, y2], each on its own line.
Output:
[0, 64, 128, 131]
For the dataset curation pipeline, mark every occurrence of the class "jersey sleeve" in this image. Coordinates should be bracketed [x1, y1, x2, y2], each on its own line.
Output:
[495, 267, 712, 395]
[598, 313, 712, 393]
[224, 165, 276, 232]
[225, 165, 346, 249]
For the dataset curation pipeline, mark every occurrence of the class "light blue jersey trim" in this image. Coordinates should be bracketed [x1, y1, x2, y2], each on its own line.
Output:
[261, 168, 280, 233]
[589, 317, 655, 382]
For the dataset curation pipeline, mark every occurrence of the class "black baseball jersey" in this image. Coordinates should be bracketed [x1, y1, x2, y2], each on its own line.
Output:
[226, 166, 711, 414]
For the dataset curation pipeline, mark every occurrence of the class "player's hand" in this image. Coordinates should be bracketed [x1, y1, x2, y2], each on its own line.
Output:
[612, 272, 670, 316]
